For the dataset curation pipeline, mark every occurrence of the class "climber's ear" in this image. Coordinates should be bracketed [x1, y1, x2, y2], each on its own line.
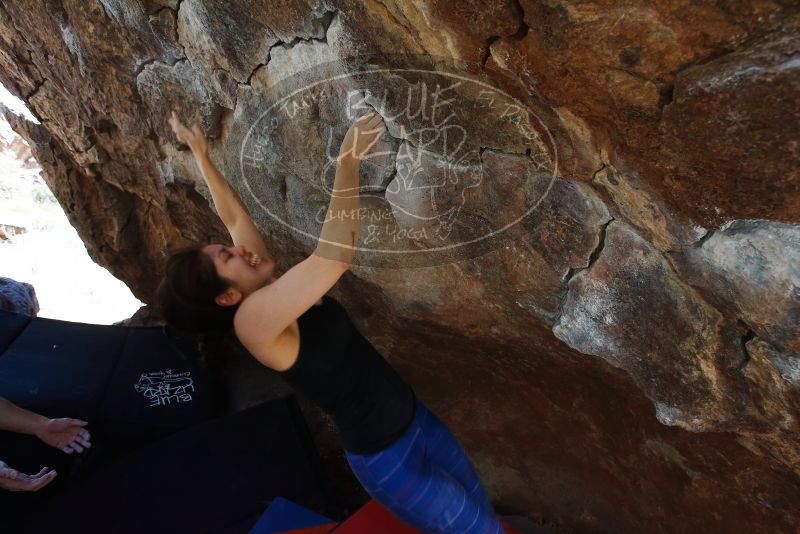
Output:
[215, 287, 243, 307]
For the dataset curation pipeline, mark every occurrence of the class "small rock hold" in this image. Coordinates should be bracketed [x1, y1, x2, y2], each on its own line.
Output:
[618, 47, 641, 67]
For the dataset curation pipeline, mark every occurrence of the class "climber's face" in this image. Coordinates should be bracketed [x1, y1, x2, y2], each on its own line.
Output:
[202, 243, 275, 306]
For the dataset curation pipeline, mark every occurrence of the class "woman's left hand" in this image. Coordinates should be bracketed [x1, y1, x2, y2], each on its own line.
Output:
[169, 111, 208, 157]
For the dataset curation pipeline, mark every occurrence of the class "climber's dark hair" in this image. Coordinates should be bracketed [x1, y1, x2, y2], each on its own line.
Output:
[155, 244, 238, 333]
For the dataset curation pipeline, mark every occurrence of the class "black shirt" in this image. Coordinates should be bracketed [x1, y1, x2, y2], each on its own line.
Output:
[277, 294, 416, 454]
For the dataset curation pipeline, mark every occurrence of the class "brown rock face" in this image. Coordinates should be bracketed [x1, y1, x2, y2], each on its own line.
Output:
[658, 25, 800, 225]
[555, 221, 746, 433]
[0, 1, 798, 532]
[674, 220, 800, 359]
[490, 0, 800, 227]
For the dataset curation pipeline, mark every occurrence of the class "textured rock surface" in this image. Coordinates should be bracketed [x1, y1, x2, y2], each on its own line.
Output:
[490, 0, 800, 228]
[0, 276, 39, 316]
[0, 1, 798, 532]
[554, 221, 745, 432]
[674, 220, 800, 358]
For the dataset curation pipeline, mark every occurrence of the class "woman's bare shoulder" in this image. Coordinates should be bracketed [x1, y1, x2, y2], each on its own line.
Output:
[237, 320, 299, 371]
[233, 255, 346, 353]
[235, 297, 323, 370]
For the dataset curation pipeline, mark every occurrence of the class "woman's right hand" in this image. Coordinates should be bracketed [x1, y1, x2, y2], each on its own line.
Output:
[169, 111, 208, 158]
[338, 110, 386, 162]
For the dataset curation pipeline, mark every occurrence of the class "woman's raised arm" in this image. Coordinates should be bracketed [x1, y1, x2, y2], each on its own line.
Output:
[168, 111, 269, 261]
[234, 110, 386, 358]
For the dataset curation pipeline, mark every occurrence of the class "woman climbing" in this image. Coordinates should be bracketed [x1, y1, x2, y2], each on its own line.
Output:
[157, 109, 507, 534]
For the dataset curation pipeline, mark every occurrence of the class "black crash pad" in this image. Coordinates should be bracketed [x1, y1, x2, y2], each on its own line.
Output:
[7, 398, 331, 534]
[0, 309, 218, 521]
[0, 309, 31, 354]
[0, 310, 215, 438]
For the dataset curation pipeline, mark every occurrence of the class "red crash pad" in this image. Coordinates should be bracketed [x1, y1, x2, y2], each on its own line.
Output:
[279, 525, 337, 534]
[332, 500, 419, 533]
[332, 499, 523, 534]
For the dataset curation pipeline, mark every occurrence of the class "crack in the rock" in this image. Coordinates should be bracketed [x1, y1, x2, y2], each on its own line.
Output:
[562, 216, 615, 284]
[736, 322, 756, 372]
[657, 83, 674, 112]
[133, 57, 158, 78]
[560, 265, 578, 287]
[378, 165, 398, 193]
[481, 36, 501, 67]
[586, 217, 614, 272]
[590, 162, 607, 182]
[691, 226, 716, 249]
[24, 78, 47, 101]
[73, 139, 98, 157]
[20, 49, 35, 67]
[240, 63, 265, 86]
[379, 140, 532, 203]
[240, 9, 339, 87]
[278, 175, 288, 203]
[133, 0, 188, 78]
[509, 0, 530, 40]
[552, 217, 615, 327]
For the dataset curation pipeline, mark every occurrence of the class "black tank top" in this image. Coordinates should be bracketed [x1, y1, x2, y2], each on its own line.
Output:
[277, 294, 416, 454]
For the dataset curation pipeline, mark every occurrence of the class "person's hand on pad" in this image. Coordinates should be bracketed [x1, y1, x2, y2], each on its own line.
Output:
[36, 418, 91, 454]
[0, 460, 56, 492]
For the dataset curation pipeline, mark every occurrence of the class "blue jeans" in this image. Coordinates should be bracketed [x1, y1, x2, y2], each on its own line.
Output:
[345, 399, 504, 534]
